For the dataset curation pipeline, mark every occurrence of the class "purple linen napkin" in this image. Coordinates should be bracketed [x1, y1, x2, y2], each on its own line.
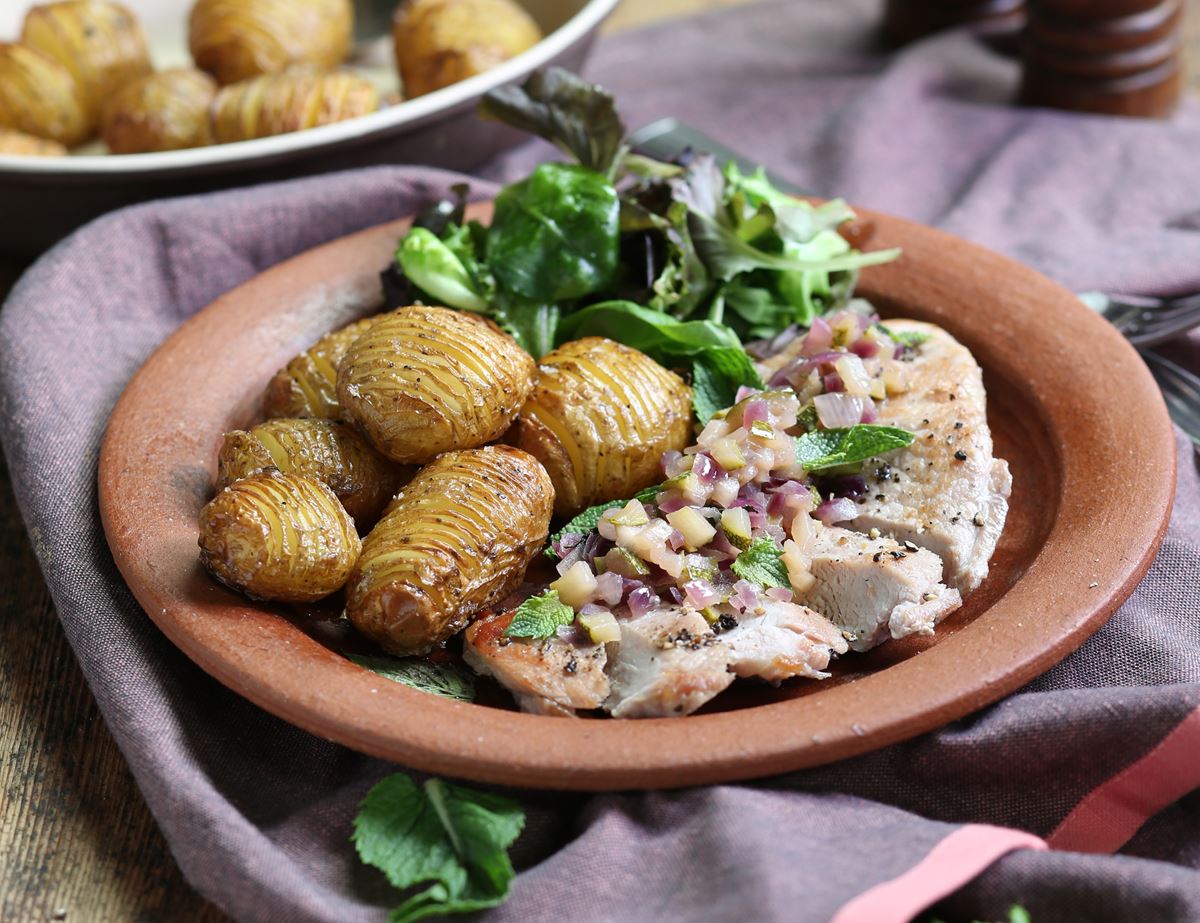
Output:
[5, 2, 1200, 921]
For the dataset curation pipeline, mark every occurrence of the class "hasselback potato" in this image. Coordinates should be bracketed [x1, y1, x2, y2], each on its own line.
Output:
[346, 446, 554, 655]
[507, 337, 692, 517]
[102, 68, 218, 153]
[263, 317, 376, 421]
[336, 306, 536, 464]
[189, 0, 354, 85]
[198, 469, 361, 602]
[21, 1, 152, 133]
[217, 418, 410, 528]
[0, 128, 67, 157]
[0, 43, 89, 146]
[208, 70, 380, 143]
[392, 0, 542, 98]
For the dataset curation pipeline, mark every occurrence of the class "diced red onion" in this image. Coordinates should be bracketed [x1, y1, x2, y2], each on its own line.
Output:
[768, 489, 807, 519]
[823, 373, 844, 393]
[692, 452, 718, 485]
[772, 480, 811, 498]
[658, 493, 687, 514]
[741, 399, 769, 426]
[667, 587, 685, 605]
[730, 579, 760, 613]
[627, 585, 658, 618]
[814, 392, 865, 428]
[801, 316, 833, 356]
[816, 496, 857, 525]
[595, 571, 624, 606]
[860, 397, 878, 423]
[578, 602, 609, 617]
[763, 524, 786, 543]
[667, 528, 686, 552]
[734, 385, 760, 403]
[765, 586, 794, 602]
[706, 530, 740, 561]
[660, 450, 682, 476]
[683, 579, 722, 609]
[851, 337, 879, 359]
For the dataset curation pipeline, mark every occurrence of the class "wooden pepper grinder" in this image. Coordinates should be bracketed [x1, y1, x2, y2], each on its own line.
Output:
[882, 0, 1027, 47]
[1019, 0, 1183, 116]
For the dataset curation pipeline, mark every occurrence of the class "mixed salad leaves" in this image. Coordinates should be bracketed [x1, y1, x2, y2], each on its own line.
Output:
[383, 67, 899, 423]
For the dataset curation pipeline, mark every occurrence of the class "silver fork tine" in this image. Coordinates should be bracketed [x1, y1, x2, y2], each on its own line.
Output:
[1142, 351, 1200, 444]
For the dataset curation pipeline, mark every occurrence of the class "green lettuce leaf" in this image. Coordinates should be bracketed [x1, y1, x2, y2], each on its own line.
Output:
[353, 774, 524, 923]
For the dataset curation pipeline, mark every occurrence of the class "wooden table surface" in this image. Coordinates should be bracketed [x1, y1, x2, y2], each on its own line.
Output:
[1, 1, 1197, 920]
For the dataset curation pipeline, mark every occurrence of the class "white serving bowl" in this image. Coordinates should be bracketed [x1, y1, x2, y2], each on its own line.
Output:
[0, 0, 619, 256]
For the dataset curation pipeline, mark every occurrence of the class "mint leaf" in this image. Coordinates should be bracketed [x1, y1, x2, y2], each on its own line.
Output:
[875, 323, 930, 348]
[795, 424, 914, 471]
[348, 654, 475, 703]
[354, 774, 524, 923]
[692, 347, 764, 424]
[547, 484, 661, 552]
[504, 590, 576, 640]
[730, 536, 790, 589]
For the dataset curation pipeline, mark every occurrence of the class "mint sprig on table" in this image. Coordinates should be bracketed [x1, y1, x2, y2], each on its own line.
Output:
[354, 774, 524, 923]
[795, 424, 914, 472]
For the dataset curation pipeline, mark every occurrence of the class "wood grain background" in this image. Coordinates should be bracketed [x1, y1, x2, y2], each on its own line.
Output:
[1, 0, 1195, 919]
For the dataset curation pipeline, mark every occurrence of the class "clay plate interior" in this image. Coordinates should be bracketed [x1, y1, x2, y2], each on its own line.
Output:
[98, 202, 1175, 790]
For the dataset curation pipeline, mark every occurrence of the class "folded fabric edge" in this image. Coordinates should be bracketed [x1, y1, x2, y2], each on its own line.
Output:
[829, 824, 1047, 923]
[1047, 702, 1200, 854]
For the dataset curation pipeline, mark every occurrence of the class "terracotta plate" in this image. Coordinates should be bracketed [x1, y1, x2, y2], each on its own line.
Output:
[98, 203, 1175, 790]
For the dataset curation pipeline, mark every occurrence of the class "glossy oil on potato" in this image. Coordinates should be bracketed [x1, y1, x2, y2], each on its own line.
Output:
[0, 128, 67, 156]
[392, 0, 542, 97]
[336, 306, 536, 464]
[217, 418, 410, 528]
[198, 469, 361, 602]
[508, 336, 692, 517]
[209, 70, 380, 144]
[262, 316, 376, 420]
[102, 68, 218, 154]
[0, 43, 89, 147]
[346, 445, 554, 655]
[189, 0, 353, 85]
[22, 0, 152, 133]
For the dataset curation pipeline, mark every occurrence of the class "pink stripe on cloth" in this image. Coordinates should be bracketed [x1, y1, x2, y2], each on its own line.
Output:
[829, 825, 1046, 923]
[1047, 704, 1200, 854]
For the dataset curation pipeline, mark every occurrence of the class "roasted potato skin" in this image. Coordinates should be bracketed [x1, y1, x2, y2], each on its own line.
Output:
[217, 418, 411, 529]
[263, 317, 376, 421]
[189, 0, 354, 85]
[0, 43, 89, 146]
[346, 445, 554, 655]
[208, 70, 380, 143]
[199, 469, 361, 602]
[0, 128, 68, 156]
[22, 1, 152, 133]
[336, 306, 536, 464]
[102, 68, 218, 153]
[507, 337, 693, 517]
[392, 0, 542, 97]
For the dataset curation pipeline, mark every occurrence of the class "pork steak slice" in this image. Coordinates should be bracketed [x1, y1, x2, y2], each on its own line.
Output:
[847, 319, 1010, 593]
[463, 609, 609, 717]
[721, 599, 848, 683]
[801, 525, 961, 652]
[604, 608, 734, 718]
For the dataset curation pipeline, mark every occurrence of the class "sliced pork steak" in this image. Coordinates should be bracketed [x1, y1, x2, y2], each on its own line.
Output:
[847, 319, 1010, 593]
[801, 526, 961, 651]
[463, 610, 609, 717]
[721, 599, 848, 683]
[604, 608, 734, 718]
